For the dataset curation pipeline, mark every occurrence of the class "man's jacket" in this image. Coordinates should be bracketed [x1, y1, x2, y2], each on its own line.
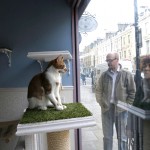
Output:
[95, 69, 136, 113]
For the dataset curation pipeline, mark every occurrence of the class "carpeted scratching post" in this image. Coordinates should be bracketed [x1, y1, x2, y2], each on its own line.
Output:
[47, 130, 70, 150]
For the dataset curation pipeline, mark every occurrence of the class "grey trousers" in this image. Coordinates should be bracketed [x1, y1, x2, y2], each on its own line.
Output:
[101, 104, 128, 150]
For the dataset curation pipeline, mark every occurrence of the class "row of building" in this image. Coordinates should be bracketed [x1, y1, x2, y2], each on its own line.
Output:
[80, 8, 150, 76]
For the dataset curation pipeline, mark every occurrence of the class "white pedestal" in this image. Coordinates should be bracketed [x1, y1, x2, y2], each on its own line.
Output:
[16, 116, 96, 150]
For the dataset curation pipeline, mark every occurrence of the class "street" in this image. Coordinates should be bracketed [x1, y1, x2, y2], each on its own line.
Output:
[80, 84, 118, 150]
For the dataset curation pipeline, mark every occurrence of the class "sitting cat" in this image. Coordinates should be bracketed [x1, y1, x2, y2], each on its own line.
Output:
[27, 55, 67, 110]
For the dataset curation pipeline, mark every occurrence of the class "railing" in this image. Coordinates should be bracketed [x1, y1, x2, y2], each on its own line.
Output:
[117, 101, 150, 150]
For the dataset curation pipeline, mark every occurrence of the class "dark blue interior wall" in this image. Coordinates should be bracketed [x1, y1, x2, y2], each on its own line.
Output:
[0, 0, 73, 88]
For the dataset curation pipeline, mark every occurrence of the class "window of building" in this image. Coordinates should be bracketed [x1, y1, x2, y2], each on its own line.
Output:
[128, 35, 130, 44]
[146, 40, 150, 54]
[119, 52, 122, 59]
[123, 37, 125, 45]
[145, 22, 150, 34]
[124, 51, 126, 58]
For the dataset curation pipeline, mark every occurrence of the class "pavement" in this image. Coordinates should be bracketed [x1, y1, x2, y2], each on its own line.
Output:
[80, 80, 118, 150]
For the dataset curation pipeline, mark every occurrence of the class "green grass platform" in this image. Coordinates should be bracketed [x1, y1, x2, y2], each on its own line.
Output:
[20, 103, 92, 124]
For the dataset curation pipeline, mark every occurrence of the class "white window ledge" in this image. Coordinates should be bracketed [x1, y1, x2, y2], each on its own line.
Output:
[16, 116, 96, 136]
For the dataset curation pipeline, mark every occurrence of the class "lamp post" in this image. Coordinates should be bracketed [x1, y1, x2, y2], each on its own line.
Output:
[133, 2, 143, 150]
[134, 0, 141, 89]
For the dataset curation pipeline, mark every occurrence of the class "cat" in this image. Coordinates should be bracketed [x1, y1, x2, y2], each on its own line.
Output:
[27, 55, 67, 110]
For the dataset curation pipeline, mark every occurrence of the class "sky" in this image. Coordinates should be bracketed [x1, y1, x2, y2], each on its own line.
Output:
[79, 0, 150, 51]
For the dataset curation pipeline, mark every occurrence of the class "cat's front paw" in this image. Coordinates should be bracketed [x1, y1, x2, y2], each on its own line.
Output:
[38, 106, 47, 110]
[62, 105, 67, 109]
[56, 105, 64, 110]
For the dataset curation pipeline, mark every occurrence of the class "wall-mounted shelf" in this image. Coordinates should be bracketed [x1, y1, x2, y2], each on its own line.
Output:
[0, 48, 12, 67]
[27, 51, 72, 73]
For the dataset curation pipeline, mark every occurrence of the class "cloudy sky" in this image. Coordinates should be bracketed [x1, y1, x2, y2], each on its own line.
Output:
[79, 0, 150, 50]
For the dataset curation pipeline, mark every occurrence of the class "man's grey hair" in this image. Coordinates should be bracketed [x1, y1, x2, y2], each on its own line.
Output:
[106, 52, 119, 60]
[114, 52, 119, 60]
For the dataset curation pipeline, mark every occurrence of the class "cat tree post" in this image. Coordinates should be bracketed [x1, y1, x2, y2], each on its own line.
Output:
[47, 130, 70, 150]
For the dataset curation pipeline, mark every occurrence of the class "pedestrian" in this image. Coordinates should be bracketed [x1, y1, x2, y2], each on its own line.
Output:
[81, 73, 86, 85]
[95, 52, 136, 150]
[91, 70, 94, 85]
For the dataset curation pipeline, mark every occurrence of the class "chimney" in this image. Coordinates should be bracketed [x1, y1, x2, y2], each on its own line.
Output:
[118, 23, 129, 31]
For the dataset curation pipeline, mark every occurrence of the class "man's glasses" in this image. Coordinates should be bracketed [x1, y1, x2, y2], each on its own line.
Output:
[105, 58, 116, 63]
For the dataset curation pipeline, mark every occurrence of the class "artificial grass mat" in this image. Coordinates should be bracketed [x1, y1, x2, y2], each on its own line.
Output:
[20, 103, 92, 124]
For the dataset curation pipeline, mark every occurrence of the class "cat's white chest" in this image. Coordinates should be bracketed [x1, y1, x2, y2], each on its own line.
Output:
[46, 70, 61, 84]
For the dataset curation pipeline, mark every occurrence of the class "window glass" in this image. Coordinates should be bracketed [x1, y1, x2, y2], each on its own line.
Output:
[78, 0, 150, 149]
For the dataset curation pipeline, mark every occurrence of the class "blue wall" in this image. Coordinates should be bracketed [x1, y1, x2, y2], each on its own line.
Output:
[0, 0, 73, 87]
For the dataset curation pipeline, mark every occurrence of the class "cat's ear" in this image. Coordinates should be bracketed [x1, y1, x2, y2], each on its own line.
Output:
[57, 55, 64, 62]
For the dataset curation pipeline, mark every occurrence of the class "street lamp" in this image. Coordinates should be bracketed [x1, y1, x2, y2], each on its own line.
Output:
[134, 0, 141, 89]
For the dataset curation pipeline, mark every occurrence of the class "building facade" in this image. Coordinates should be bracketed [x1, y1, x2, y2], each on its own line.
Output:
[80, 10, 150, 74]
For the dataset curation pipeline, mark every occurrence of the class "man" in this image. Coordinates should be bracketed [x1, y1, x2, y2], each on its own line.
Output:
[95, 52, 136, 150]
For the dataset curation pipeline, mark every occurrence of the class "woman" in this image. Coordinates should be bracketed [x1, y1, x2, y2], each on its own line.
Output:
[134, 55, 150, 109]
